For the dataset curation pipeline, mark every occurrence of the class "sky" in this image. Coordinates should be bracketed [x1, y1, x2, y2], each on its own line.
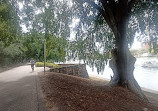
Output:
[131, 32, 142, 50]
[131, 37, 142, 50]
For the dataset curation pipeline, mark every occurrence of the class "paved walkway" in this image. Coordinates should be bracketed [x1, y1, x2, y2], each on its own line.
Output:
[0, 65, 47, 111]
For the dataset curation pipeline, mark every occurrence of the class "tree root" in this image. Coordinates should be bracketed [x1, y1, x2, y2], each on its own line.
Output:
[108, 78, 148, 102]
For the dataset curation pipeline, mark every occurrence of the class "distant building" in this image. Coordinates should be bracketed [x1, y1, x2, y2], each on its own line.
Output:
[141, 41, 150, 50]
[141, 37, 158, 51]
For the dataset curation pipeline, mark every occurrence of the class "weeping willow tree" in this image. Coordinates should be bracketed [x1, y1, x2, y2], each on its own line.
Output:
[67, 0, 158, 99]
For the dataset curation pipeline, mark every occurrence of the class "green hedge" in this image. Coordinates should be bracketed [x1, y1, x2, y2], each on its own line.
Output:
[35, 62, 58, 68]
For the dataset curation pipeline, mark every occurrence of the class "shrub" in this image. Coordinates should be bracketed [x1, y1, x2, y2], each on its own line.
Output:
[35, 62, 43, 67]
[35, 62, 58, 68]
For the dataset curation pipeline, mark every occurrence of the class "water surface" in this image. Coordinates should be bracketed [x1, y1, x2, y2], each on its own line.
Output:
[87, 57, 158, 92]
[66, 57, 158, 91]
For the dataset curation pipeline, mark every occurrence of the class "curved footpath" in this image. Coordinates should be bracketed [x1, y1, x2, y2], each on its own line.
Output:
[0, 65, 47, 111]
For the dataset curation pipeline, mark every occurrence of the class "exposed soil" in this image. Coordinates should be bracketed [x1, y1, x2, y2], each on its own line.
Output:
[38, 72, 158, 111]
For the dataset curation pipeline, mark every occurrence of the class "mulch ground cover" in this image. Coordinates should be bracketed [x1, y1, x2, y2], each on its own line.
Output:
[38, 72, 158, 111]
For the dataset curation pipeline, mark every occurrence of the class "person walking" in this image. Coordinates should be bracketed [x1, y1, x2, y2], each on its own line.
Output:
[30, 58, 35, 71]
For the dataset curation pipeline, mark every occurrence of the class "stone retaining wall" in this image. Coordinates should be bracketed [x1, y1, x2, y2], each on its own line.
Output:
[50, 64, 89, 78]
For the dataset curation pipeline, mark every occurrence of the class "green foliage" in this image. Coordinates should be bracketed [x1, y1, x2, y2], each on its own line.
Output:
[67, 1, 115, 72]
[0, 0, 69, 67]
[17, 0, 70, 63]
[47, 35, 67, 62]
[21, 33, 43, 61]
[0, 1, 20, 46]
[35, 62, 58, 68]
[0, 1, 23, 66]
[0, 41, 24, 66]
[151, 49, 155, 54]
[19, 0, 71, 39]
[21, 32, 68, 62]
[68, 37, 111, 73]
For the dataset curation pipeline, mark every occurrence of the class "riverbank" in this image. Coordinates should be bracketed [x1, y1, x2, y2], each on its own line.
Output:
[38, 72, 158, 111]
[86, 57, 158, 92]
[90, 76, 158, 108]
[90, 75, 158, 93]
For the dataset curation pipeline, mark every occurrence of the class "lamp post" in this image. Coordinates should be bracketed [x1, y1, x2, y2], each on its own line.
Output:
[43, 39, 46, 72]
[39, 39, 46, 72]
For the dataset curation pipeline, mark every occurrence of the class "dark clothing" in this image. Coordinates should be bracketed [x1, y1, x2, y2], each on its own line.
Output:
[31, 64, 34, 68]
[30, 60, 35, 65]
[30, 60, 35, 71]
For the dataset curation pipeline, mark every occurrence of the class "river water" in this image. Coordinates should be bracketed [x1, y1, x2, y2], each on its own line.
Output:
[86, 57, 158, 92]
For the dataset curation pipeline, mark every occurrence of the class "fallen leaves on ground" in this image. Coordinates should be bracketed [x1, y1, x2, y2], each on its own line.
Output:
[38, 72, 158, 111]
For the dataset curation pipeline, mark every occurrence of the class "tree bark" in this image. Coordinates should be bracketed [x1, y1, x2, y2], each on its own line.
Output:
[109, 14, 147, 100]
[109, 48, 147, 100]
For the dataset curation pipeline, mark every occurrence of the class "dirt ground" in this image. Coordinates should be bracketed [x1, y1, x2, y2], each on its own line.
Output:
[38, 72, 158, 111]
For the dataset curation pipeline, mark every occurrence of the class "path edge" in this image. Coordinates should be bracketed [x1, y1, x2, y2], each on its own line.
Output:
[35, 71, 47, 111]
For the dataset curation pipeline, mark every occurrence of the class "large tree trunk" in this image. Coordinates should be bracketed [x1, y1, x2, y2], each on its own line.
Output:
[109, 48, 147, 100]
[108, 16, 147, 101]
